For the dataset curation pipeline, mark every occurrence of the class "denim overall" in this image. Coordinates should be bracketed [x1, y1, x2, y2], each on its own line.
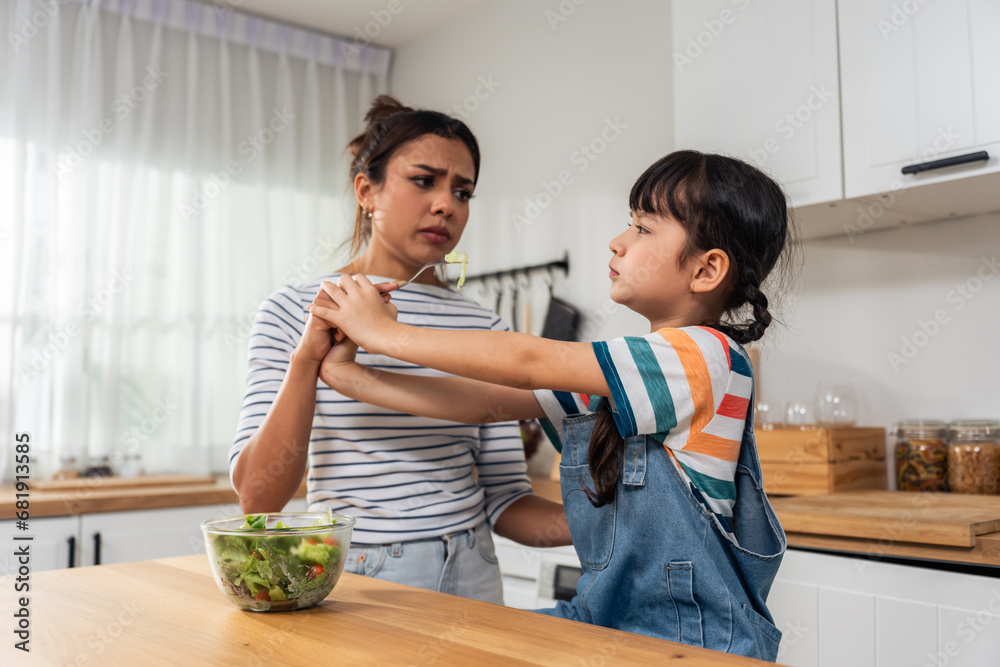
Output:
[538, 389, 787, 661]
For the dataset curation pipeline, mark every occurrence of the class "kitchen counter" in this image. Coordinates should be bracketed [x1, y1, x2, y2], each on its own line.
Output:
[0, 475, 308, 519]
[3, 554, 772, 666]
[1, 475, 557, 520]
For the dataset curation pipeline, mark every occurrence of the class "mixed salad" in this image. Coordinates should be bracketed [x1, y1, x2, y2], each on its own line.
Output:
[209, 511, 345, 611]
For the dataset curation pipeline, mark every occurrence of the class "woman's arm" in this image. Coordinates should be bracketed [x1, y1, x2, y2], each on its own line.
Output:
[319, 340, 545, 423]
[232, 288, 344, 512]
[494, 495, 572, 547]
[232, 351, 321, 512]
[313, 276, 611, 397]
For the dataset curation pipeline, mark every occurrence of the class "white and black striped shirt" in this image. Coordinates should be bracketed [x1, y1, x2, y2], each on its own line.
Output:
[229, 275, 532, 544]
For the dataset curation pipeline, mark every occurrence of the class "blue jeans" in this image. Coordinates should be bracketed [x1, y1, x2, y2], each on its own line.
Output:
[536, 395, 786, 661]
[343, 521, 504, 604]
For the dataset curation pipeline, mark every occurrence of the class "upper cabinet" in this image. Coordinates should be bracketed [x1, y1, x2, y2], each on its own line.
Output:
[673, 0, 1000, 240]
[672, 0, 843, 209]
[838, 0, 1000, 198]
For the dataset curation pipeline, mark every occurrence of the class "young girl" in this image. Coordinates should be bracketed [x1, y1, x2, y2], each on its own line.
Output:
[311, 150, 792, 661]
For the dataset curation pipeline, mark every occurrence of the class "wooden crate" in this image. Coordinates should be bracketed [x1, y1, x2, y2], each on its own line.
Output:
[755, 426, 887, 495]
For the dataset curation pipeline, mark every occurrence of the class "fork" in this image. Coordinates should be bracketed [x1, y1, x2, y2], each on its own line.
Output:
[389, 260, 449, 287]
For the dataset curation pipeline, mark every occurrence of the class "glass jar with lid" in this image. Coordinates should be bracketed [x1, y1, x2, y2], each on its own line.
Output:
[947, 420, 1000, 494]
[894, 420, 948, 491]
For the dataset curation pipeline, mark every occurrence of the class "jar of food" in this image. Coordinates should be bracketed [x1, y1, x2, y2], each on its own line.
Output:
[894, 420, 948, 491]
[947, 420, 1000, 494]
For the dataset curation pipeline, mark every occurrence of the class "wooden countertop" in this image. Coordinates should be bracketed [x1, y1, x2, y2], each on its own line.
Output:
[3, 555, 770, 666]
[0, 475, 308, 519]
[0, 476, 555, 520]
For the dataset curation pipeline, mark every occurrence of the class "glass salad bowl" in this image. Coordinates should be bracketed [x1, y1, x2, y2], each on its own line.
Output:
[201, 511, 355, 612]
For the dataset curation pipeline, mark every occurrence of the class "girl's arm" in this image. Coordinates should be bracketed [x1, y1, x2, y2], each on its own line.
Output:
[320, 339, 571, 547]
[312, 276, 611, 397]
[319, 339, 545, 423]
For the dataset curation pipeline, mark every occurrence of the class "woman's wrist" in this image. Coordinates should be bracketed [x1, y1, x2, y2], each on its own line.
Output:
[289, 349, 323, 376]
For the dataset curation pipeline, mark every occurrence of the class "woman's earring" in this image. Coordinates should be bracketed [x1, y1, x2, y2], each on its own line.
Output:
[689, 284, 696, 294]
[365, 209, 373, 220]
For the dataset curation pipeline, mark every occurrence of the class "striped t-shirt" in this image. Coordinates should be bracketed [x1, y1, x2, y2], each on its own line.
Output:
[534, 326, 753, 543]
[229, 274, 533, 545]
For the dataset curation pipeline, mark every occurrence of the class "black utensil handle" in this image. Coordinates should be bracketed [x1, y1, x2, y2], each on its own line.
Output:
[67, 536, 76, 568]
[93, 532, 101, 566]
[901, 150, 989, 175]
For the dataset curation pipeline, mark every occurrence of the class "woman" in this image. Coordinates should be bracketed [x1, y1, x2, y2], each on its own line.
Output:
[230, 96, 569, 603]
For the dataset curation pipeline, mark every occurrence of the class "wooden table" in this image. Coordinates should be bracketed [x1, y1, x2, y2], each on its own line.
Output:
[2, 555, 771, 666]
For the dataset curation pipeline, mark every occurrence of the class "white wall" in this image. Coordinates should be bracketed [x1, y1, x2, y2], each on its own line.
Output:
[391, 1, 1000, 447]
[761, 212, 1000, 429]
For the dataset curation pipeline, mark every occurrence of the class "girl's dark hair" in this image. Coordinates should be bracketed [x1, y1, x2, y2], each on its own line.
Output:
[345, 95, 481, 258]
[586, 150, 797, 507]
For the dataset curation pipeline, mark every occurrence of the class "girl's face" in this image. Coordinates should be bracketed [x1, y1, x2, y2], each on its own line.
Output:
[607, 211, 697, 324]
[359, 134, 476, 272]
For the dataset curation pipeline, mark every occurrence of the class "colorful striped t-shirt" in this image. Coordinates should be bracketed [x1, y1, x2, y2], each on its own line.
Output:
[534, 326, 753, 543]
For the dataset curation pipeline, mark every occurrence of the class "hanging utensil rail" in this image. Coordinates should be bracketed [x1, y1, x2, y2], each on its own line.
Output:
[454, 252, 569, 286]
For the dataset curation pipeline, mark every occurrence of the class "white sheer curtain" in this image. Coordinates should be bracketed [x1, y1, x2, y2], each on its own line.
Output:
[0, 0, 389, 479]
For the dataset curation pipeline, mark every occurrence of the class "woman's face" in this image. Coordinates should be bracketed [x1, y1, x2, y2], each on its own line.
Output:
[359, 134, 476, 272]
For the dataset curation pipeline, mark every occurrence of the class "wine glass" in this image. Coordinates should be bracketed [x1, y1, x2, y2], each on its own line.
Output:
[815, 383, 858, 426]
[783, 401, 815, 429]
[754, 402, 777, 430]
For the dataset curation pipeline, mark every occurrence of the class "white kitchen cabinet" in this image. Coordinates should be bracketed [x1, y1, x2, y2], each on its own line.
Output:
[672, 0, 843, 208]
[77, 497, 309, 567]
[492, 534, 581, 610]
[0, 516, 80, 573]
[78, 505, 221, 567]
[769, 549, 1000, 667]
[838, 0, 1000, 199]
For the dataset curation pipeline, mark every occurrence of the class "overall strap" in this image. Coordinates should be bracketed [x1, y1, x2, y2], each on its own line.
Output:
[622, 435, 647, 487]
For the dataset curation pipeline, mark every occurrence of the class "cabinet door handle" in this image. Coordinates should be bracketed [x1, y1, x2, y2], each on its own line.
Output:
[901, 150, 989, 175]
[93, 532, 102, 566]
[67, 536, 76, 568]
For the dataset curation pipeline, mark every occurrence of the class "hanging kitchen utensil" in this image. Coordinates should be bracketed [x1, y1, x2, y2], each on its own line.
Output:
[510, 274, 520, 332]
[517, 272, 532, 334]
[541, 296, 581, 341]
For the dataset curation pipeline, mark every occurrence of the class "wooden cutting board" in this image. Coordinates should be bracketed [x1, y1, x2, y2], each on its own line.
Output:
[770, 490, 1000, 547]
[32, 474, 216, 492]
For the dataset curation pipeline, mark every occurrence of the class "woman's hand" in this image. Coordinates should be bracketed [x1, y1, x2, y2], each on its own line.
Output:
[296, 287, 342, 366]
[313, 274, 398, 354]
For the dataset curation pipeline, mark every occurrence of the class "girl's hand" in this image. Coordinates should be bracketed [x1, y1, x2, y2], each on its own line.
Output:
[298, 282, 396, 366]
[313, 274, 398, 352]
